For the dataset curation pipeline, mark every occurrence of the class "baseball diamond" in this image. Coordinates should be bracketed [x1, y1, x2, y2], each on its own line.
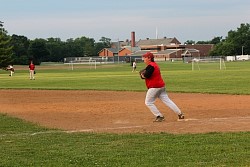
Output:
[1, 89, 249, 134]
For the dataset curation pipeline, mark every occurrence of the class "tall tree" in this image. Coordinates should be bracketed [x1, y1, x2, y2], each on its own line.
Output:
[210, 23, 250, 56]
[94, 37, 112, 55]
[63, 38, 82, 58]
[62, 36, 97, 59]
[210, 36, 223, 45]
[46, 38, 64, 62]
[74, 37, 93, 56]
[10, 34, 30, 65]
[99, 37, 111, 48]
[0, 21, 13, 69]
[28, 38, 49, 65]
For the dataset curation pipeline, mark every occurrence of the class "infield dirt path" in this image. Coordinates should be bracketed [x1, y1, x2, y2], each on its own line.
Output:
[1, 90, 249, 134]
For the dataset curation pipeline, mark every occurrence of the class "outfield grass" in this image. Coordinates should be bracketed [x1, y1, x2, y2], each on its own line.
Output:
[0, 114, 249, 167]
[0, 61, 250, 166]
[0, 61, 250, 94]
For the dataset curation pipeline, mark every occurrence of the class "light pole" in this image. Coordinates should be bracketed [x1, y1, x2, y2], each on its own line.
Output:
[117, 39, 120, 64]
[242, 46, 244, 55]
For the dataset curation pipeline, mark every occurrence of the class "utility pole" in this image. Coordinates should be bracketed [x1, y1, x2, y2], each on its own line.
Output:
[117, 39, 120, 64]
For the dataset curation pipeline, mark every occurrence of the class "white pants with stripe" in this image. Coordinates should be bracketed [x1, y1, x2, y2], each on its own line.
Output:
[145, 87, 182, 117]
[29, 70, 35, 80]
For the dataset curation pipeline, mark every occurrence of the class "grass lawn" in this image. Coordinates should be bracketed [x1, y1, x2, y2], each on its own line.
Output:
[0, 61, 250, 94]
[1, 114, 249, 167]
[0, 60, 249, 166]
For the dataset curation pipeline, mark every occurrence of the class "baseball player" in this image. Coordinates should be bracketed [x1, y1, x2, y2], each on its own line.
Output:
[132, 61, 137, 72]
[139, 52, 184, 122]
[29, 61, 35, 80]
[6, 65, 14, 76]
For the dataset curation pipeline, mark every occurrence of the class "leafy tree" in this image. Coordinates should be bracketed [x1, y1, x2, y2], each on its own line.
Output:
[94, 42, 105, 55]
[95, 37, 111, 55]
[63, 38, 82, 58]
[0, 21, 13, 69]
[28, 38, 49, 65]
[74, 37, 95, 56]
[210, 36, 223, 45]
[61, 36, 97, 59]
[99, 37, 111, 48]
[10, 34, 30, 65]
[196, 40, 209, 44]
[210, 23, 250, 56]
[46, 38, 64, 62]
[184, 40, 196, 45]
[196, 36, 223, 44]
[83, 37, 96, 56]
[227, 23, 250, 55]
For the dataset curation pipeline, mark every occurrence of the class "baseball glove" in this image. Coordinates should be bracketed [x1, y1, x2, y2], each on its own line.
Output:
[139, 69, 146, 79]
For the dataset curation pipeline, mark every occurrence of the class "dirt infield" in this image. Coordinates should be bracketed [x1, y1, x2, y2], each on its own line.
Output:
[1, 90, 249, 134]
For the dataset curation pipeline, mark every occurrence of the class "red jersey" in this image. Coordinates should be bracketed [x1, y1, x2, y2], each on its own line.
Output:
[29, 64, 35, 70]
[145, 62, 165, 89]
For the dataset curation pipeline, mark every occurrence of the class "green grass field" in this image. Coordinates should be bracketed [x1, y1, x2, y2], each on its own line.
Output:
[0, 61, 250, 166]
[1, 61, 250, 94]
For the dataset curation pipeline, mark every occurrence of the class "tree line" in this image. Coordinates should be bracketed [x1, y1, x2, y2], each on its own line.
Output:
[0, 21, 111, 68]
[184, 23, 250, 56]
[1, 21, 250, 68]
[9, 36, 111, 65]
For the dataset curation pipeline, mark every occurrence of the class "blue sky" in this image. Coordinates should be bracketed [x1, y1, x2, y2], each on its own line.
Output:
[1, 0, 250, 43]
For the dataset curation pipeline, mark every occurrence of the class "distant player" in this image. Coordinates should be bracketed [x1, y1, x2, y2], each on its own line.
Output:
[139, 52, 184, 122]
[132, 61, 137, 72]
[6, 65, 14, 76]
[29, 61, 35, 80]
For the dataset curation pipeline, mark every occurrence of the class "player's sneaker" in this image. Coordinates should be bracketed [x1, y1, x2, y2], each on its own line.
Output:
[178, 113, 184, 120]
[154, 116, 165, 122]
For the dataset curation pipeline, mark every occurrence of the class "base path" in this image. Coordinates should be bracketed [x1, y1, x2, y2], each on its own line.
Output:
[1, 90, 249, 134]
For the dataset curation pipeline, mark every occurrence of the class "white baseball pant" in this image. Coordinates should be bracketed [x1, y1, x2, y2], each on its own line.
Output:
[145, 87, 182, 117]
[30, 70, 35, 80]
